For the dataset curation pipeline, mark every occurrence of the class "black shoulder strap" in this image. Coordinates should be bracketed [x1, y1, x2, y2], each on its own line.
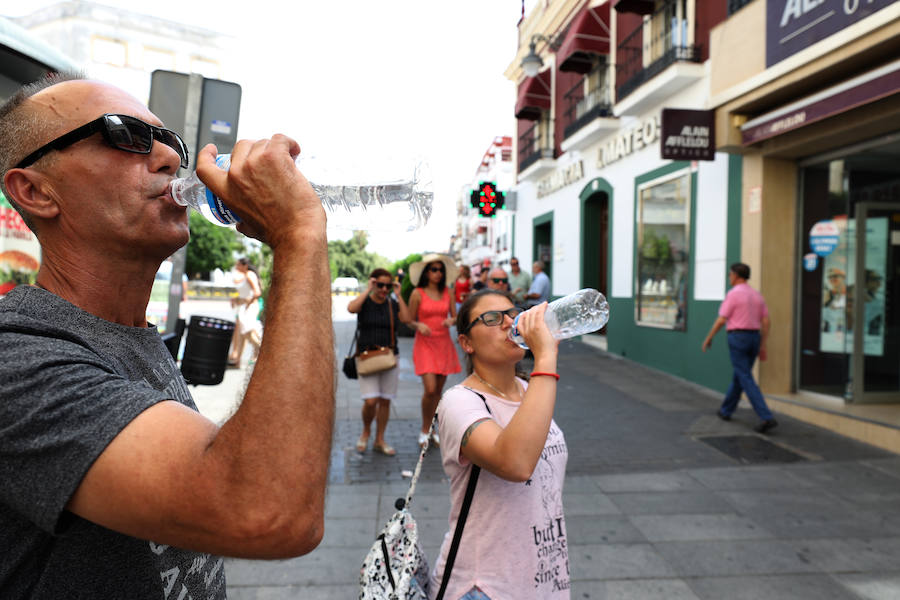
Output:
[346, 317, 360, 358]
[436, 388, 491, 600]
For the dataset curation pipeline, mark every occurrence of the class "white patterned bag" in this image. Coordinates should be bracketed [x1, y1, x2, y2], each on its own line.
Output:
[358, 426, 432, 600]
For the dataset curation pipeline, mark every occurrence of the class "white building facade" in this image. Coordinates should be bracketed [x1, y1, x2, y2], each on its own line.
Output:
[10, 0, 231, 106]
[507, 0, 742, 388]
[453, 135, 516, 273]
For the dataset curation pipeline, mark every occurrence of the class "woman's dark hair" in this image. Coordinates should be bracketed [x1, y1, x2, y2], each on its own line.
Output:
[416, 260, 446, 292]
[456, 289, 517, 375]
[237, 257, 258, 276]
[370, 267, 392, 280]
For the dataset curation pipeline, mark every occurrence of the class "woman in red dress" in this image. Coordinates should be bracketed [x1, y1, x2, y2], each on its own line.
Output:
[408, 253, 461, 447]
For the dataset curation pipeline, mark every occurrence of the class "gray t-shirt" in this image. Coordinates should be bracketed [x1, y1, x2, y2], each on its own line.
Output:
[0, 286, 226, 599]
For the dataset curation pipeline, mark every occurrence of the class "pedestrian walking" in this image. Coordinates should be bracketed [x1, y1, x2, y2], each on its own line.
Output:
[428, 289, 569, 599]
[408, 253, 461, 448]
[347, 268, 412, 456]
[702, 262, 777, 433]
[0, 74, 333, 598]
[228, 257, 262, 367]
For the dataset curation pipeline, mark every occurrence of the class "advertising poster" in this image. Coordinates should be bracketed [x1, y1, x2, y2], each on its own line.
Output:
[0, 190, 41, 296]
[819, 217, 887, 356]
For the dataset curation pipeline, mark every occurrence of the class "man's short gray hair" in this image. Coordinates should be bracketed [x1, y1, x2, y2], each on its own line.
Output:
[0, 71, 85, 231]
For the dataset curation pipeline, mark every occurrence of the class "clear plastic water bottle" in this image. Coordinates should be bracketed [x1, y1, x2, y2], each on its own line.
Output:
[169, 154, 433, 232]
[508, 288, 609, 349]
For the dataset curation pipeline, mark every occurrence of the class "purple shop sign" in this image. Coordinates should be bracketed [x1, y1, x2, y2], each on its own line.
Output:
[767, 0, 896, 67]
[742, 60, 900, 145]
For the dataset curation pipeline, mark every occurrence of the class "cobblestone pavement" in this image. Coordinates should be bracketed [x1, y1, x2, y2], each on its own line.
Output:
[191, 311, 900, 600]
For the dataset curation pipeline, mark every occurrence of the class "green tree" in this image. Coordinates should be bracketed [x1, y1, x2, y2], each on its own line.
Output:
[392, 253, 422, 302]
[328, 231, 390, 282]
[185, 212, 243, 278]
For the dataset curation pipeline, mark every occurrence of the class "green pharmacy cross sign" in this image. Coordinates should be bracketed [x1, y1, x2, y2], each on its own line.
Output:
[470, 181, 505, 218]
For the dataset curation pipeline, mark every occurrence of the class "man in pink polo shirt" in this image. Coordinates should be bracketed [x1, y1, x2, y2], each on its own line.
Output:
[701, 263, 777, 433]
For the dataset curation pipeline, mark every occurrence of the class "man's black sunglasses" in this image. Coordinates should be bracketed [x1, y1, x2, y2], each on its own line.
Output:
[15, 113, 189, 170]
[374, 282, 391, 289]
[463, 307, 521, 334]
[491, 278, 508, 284]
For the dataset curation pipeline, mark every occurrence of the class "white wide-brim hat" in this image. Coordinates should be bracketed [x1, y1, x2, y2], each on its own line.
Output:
[409, 253, 459, 286]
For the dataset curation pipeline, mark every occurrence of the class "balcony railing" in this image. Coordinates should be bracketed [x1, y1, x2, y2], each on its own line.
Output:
[615, 3, 701, 101]
[518, 121, 552, 172]
[562, 65, 613, 140]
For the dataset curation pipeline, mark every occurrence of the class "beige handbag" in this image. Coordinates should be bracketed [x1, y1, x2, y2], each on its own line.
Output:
[355, 298, 398, 376]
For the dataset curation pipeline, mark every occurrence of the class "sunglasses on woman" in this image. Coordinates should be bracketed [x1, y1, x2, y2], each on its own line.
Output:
[463, 307, 522, 334]
[15, 113, 190, 169]
[428, 266, 445, 273]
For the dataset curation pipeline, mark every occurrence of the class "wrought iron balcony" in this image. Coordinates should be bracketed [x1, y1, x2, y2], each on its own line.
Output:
[562, 66, 613, 140]
[615, 4, 701, 101]
[518, 121, 553, 173]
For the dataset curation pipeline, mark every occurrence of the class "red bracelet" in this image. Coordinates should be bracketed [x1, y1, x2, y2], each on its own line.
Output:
[530, 371, 560, 380]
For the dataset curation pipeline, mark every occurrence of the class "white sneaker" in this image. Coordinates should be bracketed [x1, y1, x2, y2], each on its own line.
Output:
[430, 432, 440, 448]
[418, 432, 429, 448]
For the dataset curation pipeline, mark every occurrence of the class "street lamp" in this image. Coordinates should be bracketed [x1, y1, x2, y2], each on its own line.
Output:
[520, 33, 558, 77]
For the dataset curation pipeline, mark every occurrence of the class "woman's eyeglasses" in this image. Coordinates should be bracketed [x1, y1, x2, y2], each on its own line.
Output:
[16, 113, 190, 169]
[463, 307, 522, 334]
[428, 266, 445, 273]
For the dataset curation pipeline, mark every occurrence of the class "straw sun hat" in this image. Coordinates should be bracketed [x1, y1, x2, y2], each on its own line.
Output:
[408, 253, 459, 286]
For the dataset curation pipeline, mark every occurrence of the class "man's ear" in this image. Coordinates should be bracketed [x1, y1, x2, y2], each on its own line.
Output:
[3, 169, 60, 220]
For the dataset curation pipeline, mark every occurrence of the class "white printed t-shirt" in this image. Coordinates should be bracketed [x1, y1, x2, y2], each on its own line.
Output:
[429, 383, 570, 600]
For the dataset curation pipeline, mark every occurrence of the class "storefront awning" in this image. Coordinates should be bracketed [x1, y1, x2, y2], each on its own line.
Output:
[557, 3, 611, 74]
[613, 0, 655, 15]
[515, 69, 552, 121]
[741, 58, 900, 145]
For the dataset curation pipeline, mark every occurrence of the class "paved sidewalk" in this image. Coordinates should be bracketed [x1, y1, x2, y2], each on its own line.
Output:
[192, 316, 900, 600]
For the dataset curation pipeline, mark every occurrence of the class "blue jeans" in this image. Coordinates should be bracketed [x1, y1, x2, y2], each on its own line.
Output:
[719, 331, 773, 421]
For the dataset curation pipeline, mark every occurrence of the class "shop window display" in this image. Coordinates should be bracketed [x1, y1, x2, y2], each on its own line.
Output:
[635, 170, 690, 330]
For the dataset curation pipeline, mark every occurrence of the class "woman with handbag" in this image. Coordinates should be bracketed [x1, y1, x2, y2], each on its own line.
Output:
[408, 254, 461, 448]
[428, 289, 569, 599]
[348, 268, 411, 456]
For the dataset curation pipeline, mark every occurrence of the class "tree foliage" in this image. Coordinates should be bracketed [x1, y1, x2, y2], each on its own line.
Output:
[185, 212, 243, 278]
[392, 253, 422, 302]
[328, 231, 391, 282]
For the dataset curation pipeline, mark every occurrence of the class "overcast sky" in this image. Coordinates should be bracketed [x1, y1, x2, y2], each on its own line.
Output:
[1, 0, 527, 261]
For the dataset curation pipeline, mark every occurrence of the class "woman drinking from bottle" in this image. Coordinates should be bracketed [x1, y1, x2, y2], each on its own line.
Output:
[428, 289, 568, 599]
[407, 253, 461, 448]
